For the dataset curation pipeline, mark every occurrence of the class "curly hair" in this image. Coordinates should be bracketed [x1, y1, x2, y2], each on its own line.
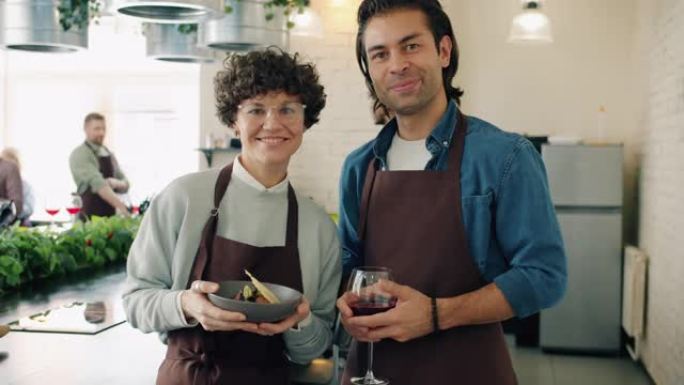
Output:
[214, 47, 326, 129]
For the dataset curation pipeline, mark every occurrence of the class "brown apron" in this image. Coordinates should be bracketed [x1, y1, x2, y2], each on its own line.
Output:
[156, 163, 303, 385]
[342, 111, 517, 385]
[80, 142, 116, 220]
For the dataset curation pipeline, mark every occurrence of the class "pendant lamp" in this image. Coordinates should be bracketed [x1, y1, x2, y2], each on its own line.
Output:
[508, 0, 553, 44]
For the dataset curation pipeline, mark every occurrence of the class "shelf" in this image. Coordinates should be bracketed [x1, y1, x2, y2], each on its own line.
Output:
[196, 147, 240, 167]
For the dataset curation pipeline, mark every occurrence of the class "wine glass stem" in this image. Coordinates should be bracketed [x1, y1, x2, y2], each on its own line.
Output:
[365, 341, 376, 381]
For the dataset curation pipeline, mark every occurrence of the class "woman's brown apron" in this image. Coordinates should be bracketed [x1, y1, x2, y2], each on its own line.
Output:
[157, 164, 303, 385]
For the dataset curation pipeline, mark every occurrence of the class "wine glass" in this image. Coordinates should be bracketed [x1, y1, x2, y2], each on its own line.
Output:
[347, 266, 397, 385]
[124, 192, 140, 215]
[44, 196, 61, 229]
[66, 194, 82, 224]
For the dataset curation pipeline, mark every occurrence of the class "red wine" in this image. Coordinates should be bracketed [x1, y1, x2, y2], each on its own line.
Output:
[350, 298, 397, 316]
[45, 209, 60, 216]
[66, 207, 81, 215]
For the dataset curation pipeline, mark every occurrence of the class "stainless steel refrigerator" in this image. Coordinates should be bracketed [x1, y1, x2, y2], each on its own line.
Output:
[539, 144, 623, 353]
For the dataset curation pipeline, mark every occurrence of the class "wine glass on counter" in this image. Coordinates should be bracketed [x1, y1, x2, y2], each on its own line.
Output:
[44, 196, 61, 229]
[66, 194, 82, 224]
[347, 266, 397, 385]
[126, 192, 140, 215]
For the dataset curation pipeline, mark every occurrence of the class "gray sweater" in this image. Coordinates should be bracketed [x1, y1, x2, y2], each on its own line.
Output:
[122, 162, 341, 364]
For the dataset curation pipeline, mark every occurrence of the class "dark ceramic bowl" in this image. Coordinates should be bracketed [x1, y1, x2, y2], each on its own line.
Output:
[208, 280, 302, 323]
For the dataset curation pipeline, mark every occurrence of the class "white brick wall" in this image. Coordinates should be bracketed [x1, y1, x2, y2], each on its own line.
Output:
[635, 0, 684, 384]
[287, 1, 377, 211]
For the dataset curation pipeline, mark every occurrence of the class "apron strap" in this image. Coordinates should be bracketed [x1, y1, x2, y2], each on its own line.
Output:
[186, 163, 234, 286]
[84, 141, 113, 159]
[189, 218, 218, 285]
[358, 158, 378, 243]
[213, 164, 234, 209]
[285, 184, 299, 248]
[84, 141, 99, 156]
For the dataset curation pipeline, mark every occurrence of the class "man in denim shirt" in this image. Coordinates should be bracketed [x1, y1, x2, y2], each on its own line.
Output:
[336, 1, 567, 384]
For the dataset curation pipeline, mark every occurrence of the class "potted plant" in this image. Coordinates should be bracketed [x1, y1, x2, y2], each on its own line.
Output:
[224, 0, 310, 29]
[0, 216, 141, 295]
[57, 0, 102, 32]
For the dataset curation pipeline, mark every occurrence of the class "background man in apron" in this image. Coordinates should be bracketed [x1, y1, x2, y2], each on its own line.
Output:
[337, 1, 567, 384]
[69, 112, 130, 219]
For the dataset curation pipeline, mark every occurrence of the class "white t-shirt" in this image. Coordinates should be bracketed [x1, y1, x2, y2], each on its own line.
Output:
[387, 133, 432, 171]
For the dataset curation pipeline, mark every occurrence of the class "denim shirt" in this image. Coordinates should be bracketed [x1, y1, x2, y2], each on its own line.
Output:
[338, 100, 567, 318]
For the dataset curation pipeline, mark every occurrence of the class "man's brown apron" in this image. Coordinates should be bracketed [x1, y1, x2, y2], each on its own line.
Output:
[80, 142, 116, 220]
[157, 163, 303, 385]
[342, 111, 517, 385]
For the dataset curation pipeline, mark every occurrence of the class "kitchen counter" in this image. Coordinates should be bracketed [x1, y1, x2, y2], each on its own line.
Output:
[0, 263, 166, 385]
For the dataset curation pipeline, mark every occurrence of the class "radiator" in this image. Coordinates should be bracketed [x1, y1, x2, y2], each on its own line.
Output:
[622, 245, 648, 360]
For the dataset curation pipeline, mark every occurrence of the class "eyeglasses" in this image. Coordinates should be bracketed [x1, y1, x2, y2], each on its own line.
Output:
[237, 102, 307, 125]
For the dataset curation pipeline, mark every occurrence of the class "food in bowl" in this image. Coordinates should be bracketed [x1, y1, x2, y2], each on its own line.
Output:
[234, 284, 270, 304]
[208, 280, 303, 323]
[244, 270, 280, 304]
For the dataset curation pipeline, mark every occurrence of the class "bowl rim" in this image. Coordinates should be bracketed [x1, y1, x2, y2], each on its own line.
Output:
[208, 280, 303, 307]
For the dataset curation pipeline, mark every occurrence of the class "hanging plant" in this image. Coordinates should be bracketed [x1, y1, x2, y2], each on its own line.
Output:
[141, 23, 197, 37]
[57, 0, 102, 32]
[177, 24, 199, 35]
[224, 0, 310, 29]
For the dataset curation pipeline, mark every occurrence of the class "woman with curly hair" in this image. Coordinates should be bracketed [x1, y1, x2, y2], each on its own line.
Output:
[123, 48, 341, 385]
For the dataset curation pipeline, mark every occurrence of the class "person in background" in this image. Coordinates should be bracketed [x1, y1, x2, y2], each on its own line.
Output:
[0, 152, 23, 221]
[69, 112, 130, 219]
[336, 1, 567, 384]
[0, 147, 34, 226]
[123, 48, 341, 385]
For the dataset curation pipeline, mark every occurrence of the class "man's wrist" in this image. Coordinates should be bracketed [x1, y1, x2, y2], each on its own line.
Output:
[436, 296, 462, 330]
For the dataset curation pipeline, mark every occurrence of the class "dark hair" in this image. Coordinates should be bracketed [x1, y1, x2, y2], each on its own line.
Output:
[214, 47, 326, 129]
[356, 0, 464, 112]
[83, 112, 105, 126]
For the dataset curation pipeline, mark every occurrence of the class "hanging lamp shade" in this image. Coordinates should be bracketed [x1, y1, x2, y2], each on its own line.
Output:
[115, 0, 222, 23]
[508, 1, 553, 44]
[0, 0, 88, 52]
[146, 23, 216, 63]
[198, 0, 287, 51]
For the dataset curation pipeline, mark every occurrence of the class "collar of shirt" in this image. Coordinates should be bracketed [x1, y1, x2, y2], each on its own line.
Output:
[371, 99, 459, 171]
[232, 156, 289, 194]
[85, 141, 110, 156]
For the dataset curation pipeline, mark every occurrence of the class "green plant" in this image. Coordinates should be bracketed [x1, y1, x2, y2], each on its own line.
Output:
[177, 24, 199, 35]
[225, 0, 310, 29]
[0, 216, 140, 295]
[57, 0, 101, 32]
